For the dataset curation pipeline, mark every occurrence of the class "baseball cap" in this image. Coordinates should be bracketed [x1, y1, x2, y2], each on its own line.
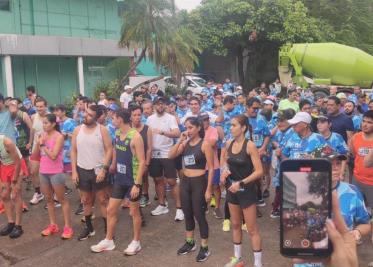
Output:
[153, 96, 166, 104]
[317, 115, 329, 123]
[263, 99, 274, 105]
[287, 112, 312, 125]
[336, 92, 347, 99]
[108, 104, 119, 111]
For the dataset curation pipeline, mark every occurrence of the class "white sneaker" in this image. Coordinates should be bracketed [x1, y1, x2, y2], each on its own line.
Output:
[175, 208, 184, 222]
[151, 205, 169, 216]
[123, 240, 141, 256]
[91, 239, 115, 253]
[30, 193, 44, 205]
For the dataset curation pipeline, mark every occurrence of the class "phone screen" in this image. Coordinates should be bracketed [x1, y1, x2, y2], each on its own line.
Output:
[282, 169, 330, 252]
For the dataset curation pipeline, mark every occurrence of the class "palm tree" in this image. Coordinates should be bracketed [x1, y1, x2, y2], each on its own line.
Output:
[118, 0, 174, 87]
[118, 0, 200, 91]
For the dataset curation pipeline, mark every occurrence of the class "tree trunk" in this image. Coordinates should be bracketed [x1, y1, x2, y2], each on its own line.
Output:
[237, 46, 245, 86]
[118, 47, 147, 89]
[132, 75, 165, 91]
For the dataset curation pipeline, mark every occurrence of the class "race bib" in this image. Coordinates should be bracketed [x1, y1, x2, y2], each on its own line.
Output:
[117, 163, 127, 174]
[183, 155, 196, 166]
[358, 147, 371, 157]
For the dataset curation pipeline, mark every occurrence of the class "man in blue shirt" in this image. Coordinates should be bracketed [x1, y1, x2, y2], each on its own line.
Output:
[327, 96, 354, 143]
[223, 78, 234, 93]
[282, 112, 327, 159]
[344, 101, 363, 132]
[0, 94, 25, 143]
[216, 95, 240, 145]
[246, 97, 271, 206]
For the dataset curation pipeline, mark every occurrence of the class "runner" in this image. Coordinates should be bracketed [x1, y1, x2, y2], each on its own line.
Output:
[0, 135, 24, 239]
[169, 117, 214, 262]
[130, 106, 152, 208]
[33, 114, 73, 239]
[220, 114, 263, 267]
[146, 97, 184, 221]
[91, 108, 145, 255]
[71, 105, 113, 241]
[29, 97, 49, 205]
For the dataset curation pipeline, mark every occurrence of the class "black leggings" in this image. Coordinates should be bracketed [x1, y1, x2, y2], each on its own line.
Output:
[180, 175, 209, 239]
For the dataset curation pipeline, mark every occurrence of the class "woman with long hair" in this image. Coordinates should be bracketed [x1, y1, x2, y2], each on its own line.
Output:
[34, 114, 73, 239]
[220, 114, 263, 267]
[169, 117, 214, 262]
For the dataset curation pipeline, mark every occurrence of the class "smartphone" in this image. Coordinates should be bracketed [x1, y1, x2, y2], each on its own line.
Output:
[280, 159, 332, 258]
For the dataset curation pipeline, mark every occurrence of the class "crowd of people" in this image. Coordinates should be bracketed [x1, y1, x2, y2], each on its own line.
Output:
[0, 78, 372, 267]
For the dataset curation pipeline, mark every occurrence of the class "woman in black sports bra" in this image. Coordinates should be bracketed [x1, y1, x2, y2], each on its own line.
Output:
[220, 114, 264, 267]
[169, 117, 214, 262]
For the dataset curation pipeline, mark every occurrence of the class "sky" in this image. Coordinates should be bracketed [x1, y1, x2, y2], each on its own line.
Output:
[284, 172, 323, 206]
[175, 0, 201, 11]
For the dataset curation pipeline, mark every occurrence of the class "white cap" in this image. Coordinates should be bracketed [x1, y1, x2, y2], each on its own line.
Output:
[336, 92, 347, 99]
[263, 99, 274, 105]
[124, 85, 133, 90]
[236, 85, 243, 90]
[288, 112, 312, 125]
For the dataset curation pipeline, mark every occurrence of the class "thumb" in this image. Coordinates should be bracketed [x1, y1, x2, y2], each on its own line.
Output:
[326, 219, 344, 249]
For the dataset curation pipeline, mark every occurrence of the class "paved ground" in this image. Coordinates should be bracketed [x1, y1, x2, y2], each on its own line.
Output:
[0, 181, 372, 267]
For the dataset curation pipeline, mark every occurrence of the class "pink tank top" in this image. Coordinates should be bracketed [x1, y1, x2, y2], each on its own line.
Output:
[40, 132, 63, 174]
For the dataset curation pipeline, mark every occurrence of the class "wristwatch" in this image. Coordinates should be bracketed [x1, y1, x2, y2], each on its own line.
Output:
[134, 184, 141, 188]
[239, 181, 245, 188]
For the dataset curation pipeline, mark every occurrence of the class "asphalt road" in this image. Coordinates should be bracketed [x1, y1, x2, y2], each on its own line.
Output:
[0, 181, 372, 267]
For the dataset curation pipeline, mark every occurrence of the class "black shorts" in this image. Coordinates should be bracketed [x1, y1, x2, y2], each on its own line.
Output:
[226, 180, 257, 209]
[111, 184, 141, 201]
[149, 158, 177, 179]
[19, 148, 30, 158]
[77, 166, 108, 192]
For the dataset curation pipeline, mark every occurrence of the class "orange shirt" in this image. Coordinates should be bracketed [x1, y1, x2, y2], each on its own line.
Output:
[352, 132, 373, 185]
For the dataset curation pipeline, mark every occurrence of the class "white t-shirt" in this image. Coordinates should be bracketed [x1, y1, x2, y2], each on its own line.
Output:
[146, 113, 179, 158]
[120, 92, 133, 109]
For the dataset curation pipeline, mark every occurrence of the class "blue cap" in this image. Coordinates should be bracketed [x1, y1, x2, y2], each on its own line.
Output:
[108, 104, 119, 111]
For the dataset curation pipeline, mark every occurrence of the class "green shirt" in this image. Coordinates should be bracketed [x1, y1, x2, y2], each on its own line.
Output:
[278, 99, 300, 112]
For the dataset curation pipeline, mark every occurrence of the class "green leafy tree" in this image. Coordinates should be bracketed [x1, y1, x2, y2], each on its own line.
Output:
[188, 0, 330, 88]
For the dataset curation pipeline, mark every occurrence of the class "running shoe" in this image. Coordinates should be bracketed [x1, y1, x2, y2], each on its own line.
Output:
[222, 219, 230, 232]
[75, 203, 84, 215]
[9, 225, 23, 239]
[151, 205, 169, 216]
[61, 227, 74, 240]
[30, 192, 44, 205]
[263, 189, 270, 198]
[256, 199, 266, 207]
[224, 257, 244, 267]
[196, 246, 210, 262]
[139, 195, 151, 208]
[81, 214, 96, 223]
[175, 209, 184, 222]
[123, 240, 141, 256]
[78, 227, 95, 241]
[210, 196, 216, 208]
[213, 208, 223, 219]
[270, 210, 280, 218]
[0, 223, 15, 236]
[91, 239, 115, 253]
[41, 224, 59, 236]
[177, 241, 196, 255]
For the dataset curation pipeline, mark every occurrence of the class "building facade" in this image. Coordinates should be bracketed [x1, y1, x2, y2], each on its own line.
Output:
[0, 0, 137, 103]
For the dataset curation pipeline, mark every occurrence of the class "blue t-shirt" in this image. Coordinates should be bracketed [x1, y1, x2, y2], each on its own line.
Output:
[0, 109, 17, 143]
[348, 94, 358, 105]
[106, 119, 116, 141]
[222, 108, 241, 144]
[223, 82, 234, 93]
[201, 99, 214, 112]
[248, 115, 270, 148]
[236, 104, 246, 114]
[282, 132, 327, 159]
[59, 118, 77, 164]
[328, 113, 354, 142]
[176, 107, 189, 120]
[325, 132, 348, 155]
[336, 181, 371, 230]
[352, 114, 362, 132]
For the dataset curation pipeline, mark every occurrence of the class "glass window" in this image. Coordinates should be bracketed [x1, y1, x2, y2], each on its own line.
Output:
[0, 0, 10, 11]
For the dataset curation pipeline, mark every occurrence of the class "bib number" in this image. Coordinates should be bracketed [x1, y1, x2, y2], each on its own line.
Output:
[183, 155, 196, 166]
[117, 163, 127, 174]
